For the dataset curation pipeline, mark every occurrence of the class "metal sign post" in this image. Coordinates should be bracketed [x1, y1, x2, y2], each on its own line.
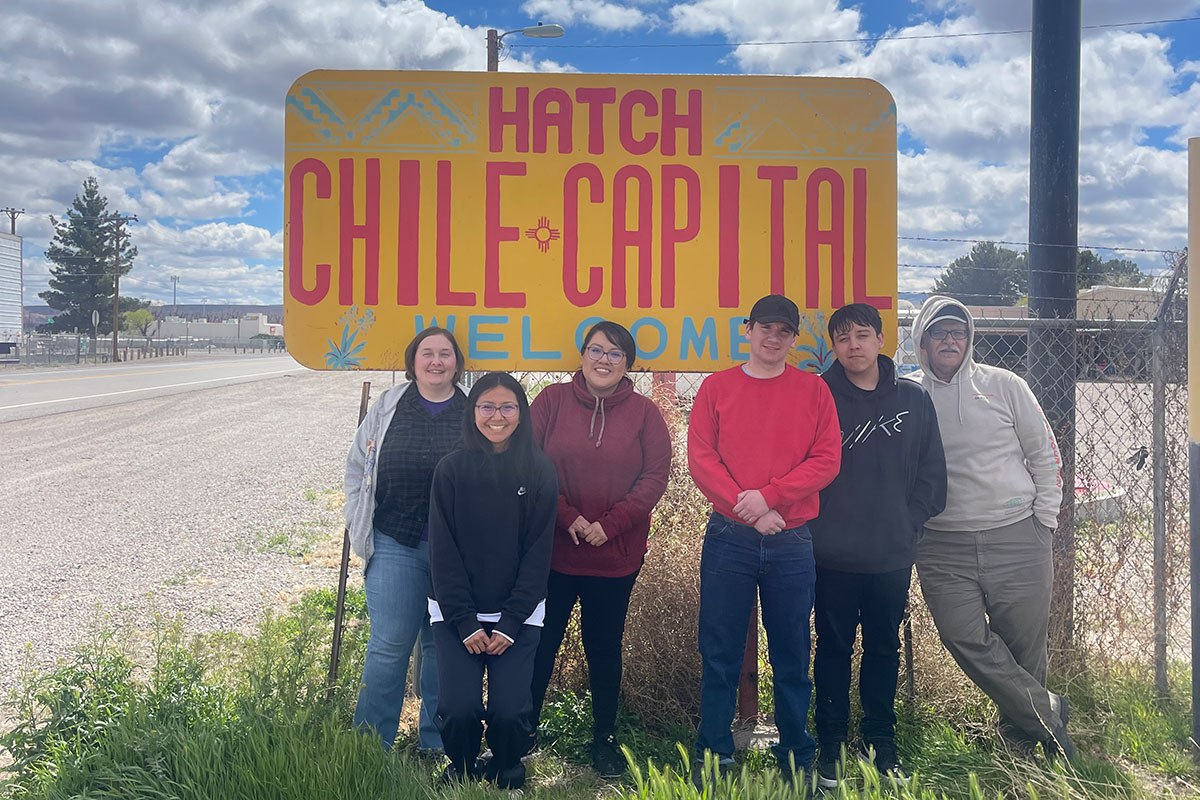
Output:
[327, 380, 373, 700]
[1188, 137, 1199, 754]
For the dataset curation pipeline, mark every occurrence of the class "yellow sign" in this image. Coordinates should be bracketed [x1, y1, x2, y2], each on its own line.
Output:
[284, 71, 897, 371]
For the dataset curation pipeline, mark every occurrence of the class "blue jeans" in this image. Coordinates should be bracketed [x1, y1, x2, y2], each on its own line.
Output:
[354, 531, 441, 750]
[697, 513, 817, 769]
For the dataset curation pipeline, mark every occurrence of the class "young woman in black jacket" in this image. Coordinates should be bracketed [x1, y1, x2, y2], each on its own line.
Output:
[427, 371, 557, 790]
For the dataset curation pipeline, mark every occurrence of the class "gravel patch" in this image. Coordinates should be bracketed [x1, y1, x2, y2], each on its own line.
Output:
[0, 367, 405, 703]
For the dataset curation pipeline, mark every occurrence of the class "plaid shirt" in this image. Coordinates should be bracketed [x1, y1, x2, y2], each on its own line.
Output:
[372, 387, 466, 546]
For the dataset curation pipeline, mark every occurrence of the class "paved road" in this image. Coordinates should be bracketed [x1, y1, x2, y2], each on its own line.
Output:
[0, 367, 396, 710]
[0, 355, 310, 423]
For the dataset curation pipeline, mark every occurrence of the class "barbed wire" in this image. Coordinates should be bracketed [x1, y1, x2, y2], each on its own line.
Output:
[899, 235, 1182, 255]
[512, 15, 1200, 50]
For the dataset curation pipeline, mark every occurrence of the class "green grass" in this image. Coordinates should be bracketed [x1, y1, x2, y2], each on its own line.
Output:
[3, 589, 1198, 800]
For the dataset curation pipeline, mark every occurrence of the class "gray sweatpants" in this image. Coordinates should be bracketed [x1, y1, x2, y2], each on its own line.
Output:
[916, 515, 1057, 743]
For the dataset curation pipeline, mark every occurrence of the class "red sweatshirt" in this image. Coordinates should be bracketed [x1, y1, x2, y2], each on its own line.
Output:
[687, 365, 841, 528]
[530, 372, 672, 577]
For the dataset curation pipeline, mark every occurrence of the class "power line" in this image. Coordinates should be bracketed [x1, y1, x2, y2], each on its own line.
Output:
[512, 15, 1200, 50]
[899, 235, 1181, 255]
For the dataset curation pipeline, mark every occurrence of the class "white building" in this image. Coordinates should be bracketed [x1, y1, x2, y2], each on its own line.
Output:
[155, 313, 282, 339]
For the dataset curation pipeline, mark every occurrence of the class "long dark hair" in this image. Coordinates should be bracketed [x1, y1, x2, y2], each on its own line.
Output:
[461, 372, 537, 480]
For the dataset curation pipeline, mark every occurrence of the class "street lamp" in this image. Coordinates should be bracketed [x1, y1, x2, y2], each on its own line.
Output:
[487, 23, 564, 71]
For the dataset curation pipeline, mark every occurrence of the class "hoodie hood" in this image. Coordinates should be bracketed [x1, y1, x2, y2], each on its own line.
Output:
[910, 295, 975, 384]
[822, 353, 898, 401]
[569, 370, 635, 448]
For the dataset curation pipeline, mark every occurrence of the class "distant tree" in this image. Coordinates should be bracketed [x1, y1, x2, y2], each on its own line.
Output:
[932, 241, 1027, 305]
[122, 307, 157, 346]
[38, 177, 139, 334]
[1075, 250, 1150, 289]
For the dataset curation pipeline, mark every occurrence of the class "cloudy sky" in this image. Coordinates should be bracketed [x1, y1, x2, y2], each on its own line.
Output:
[4, 0, 1199, 306]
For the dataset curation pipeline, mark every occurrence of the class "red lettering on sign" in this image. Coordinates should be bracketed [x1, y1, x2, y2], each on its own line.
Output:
[660, 165, 700, 308]
[619, 90, 658, 156]
[612, 165, 653, 308]
[397, 160, 420, 305]
[339, 158, 380, 306]
[718, 165, 740, 307]
[757, 165, 799, 296]
[485, 161, 527, 308]
[533, 88, 573, 154]
[805, 167, 845, 309]
[287, 159, 332, 306]
[575, 87, 615, 155]
[563, 163, 605, 307]
[661, 89, 702, 157]
[436, 160, 474, 306]
[490, 86, 529, 153]
[851, 168, 892, 310]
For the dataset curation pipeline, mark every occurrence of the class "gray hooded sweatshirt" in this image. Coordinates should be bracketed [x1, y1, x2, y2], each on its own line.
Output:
[905, 296, 1063, 532]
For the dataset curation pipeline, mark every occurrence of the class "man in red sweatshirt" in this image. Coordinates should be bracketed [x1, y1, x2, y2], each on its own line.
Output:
[687, 294, 842, 785]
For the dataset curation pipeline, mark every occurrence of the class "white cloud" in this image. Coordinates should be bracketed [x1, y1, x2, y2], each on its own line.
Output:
[521, 0, 659, 31]
[669, 0, 865, 72]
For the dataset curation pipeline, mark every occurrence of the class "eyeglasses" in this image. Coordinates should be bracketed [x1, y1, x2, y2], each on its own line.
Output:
[584, 345, 626, 365]
[928, 328, 969, 341]
[476, 403, 520, 419]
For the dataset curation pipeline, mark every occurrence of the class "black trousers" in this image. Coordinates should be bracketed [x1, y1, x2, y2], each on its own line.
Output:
[433, 622, 540, 789]
[530, 568, 640, 738]
[812, 565, 911, 746]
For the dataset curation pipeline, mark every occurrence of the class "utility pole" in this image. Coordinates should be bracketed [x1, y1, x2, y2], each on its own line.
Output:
[1028, 0, 1081, 651]
[171, 275, 179, 315]
[1, 207, 23, 235]
[110, 215, 138, 362]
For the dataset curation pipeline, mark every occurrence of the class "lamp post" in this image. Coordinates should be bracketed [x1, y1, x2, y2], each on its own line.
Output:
[486, 23, 564, 71]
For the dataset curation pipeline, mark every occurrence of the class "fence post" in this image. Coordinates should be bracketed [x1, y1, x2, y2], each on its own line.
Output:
[737, 603, 758, 721]
[1152, 320, 1168, 697]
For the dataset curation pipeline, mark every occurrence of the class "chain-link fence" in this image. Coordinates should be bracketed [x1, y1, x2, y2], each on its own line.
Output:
[513, 284, 1189, 728]
[6, 334, 287, 365]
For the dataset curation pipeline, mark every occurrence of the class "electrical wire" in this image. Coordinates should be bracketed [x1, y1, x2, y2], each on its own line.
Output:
[511, 15, 1200, 50]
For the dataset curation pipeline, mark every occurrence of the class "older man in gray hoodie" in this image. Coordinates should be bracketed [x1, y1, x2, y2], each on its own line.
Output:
[906, 296, 1074, 762]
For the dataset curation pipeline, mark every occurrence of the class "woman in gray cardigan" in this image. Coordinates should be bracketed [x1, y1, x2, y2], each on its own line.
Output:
[343, 326, 466, 752]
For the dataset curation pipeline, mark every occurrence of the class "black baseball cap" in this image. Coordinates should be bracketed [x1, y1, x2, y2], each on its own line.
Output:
[745, 294, 800, 333]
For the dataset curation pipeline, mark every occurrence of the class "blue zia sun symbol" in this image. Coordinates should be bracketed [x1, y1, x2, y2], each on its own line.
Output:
[324, 325, 366, 369]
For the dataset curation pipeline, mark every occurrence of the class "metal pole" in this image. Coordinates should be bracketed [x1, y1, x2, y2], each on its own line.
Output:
[1187, 137, 1199, 755]
[1152, 320, 1168, 696]
[112, 223, 121, 363]
[487, 28, 500, 71]
[904, 606, 915, 704]
[737, 601, 758, 721]
[327, 381, 373, 699]
[1028, 0, 1081, 650]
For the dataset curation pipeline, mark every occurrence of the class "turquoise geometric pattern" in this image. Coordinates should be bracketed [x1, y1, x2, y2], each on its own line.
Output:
[711, 86, 896, 160]
[287, 83, 478, 152]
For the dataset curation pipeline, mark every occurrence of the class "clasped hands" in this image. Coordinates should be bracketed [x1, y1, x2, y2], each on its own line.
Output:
[733, 489, 785, 535]
[567, 515, 608, 546]
[463, 629, 512, 655]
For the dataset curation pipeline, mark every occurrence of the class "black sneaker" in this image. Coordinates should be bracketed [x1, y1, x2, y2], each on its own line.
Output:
[998, 721, 1039, 758]
[440, 763, 472, 785]
[1045, 694, 1077, 764]
[815, 743, 843, 789]
[591, 735, 626, 779]
[777, 753, 814, 791]
[861, 740, 909, 786]
[690, 753, 736, 787]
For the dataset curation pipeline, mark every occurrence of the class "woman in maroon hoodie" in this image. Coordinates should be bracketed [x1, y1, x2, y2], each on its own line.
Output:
[528, 320, 672, 777]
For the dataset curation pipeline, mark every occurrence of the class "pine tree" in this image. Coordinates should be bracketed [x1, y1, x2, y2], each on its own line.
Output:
[38, 177, 139, 334]
[1075, 250, 1150, 289]
[932, 241, 1027, 306]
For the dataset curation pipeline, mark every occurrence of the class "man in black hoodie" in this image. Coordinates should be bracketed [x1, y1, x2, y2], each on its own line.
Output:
[810, 303, 947, 789]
